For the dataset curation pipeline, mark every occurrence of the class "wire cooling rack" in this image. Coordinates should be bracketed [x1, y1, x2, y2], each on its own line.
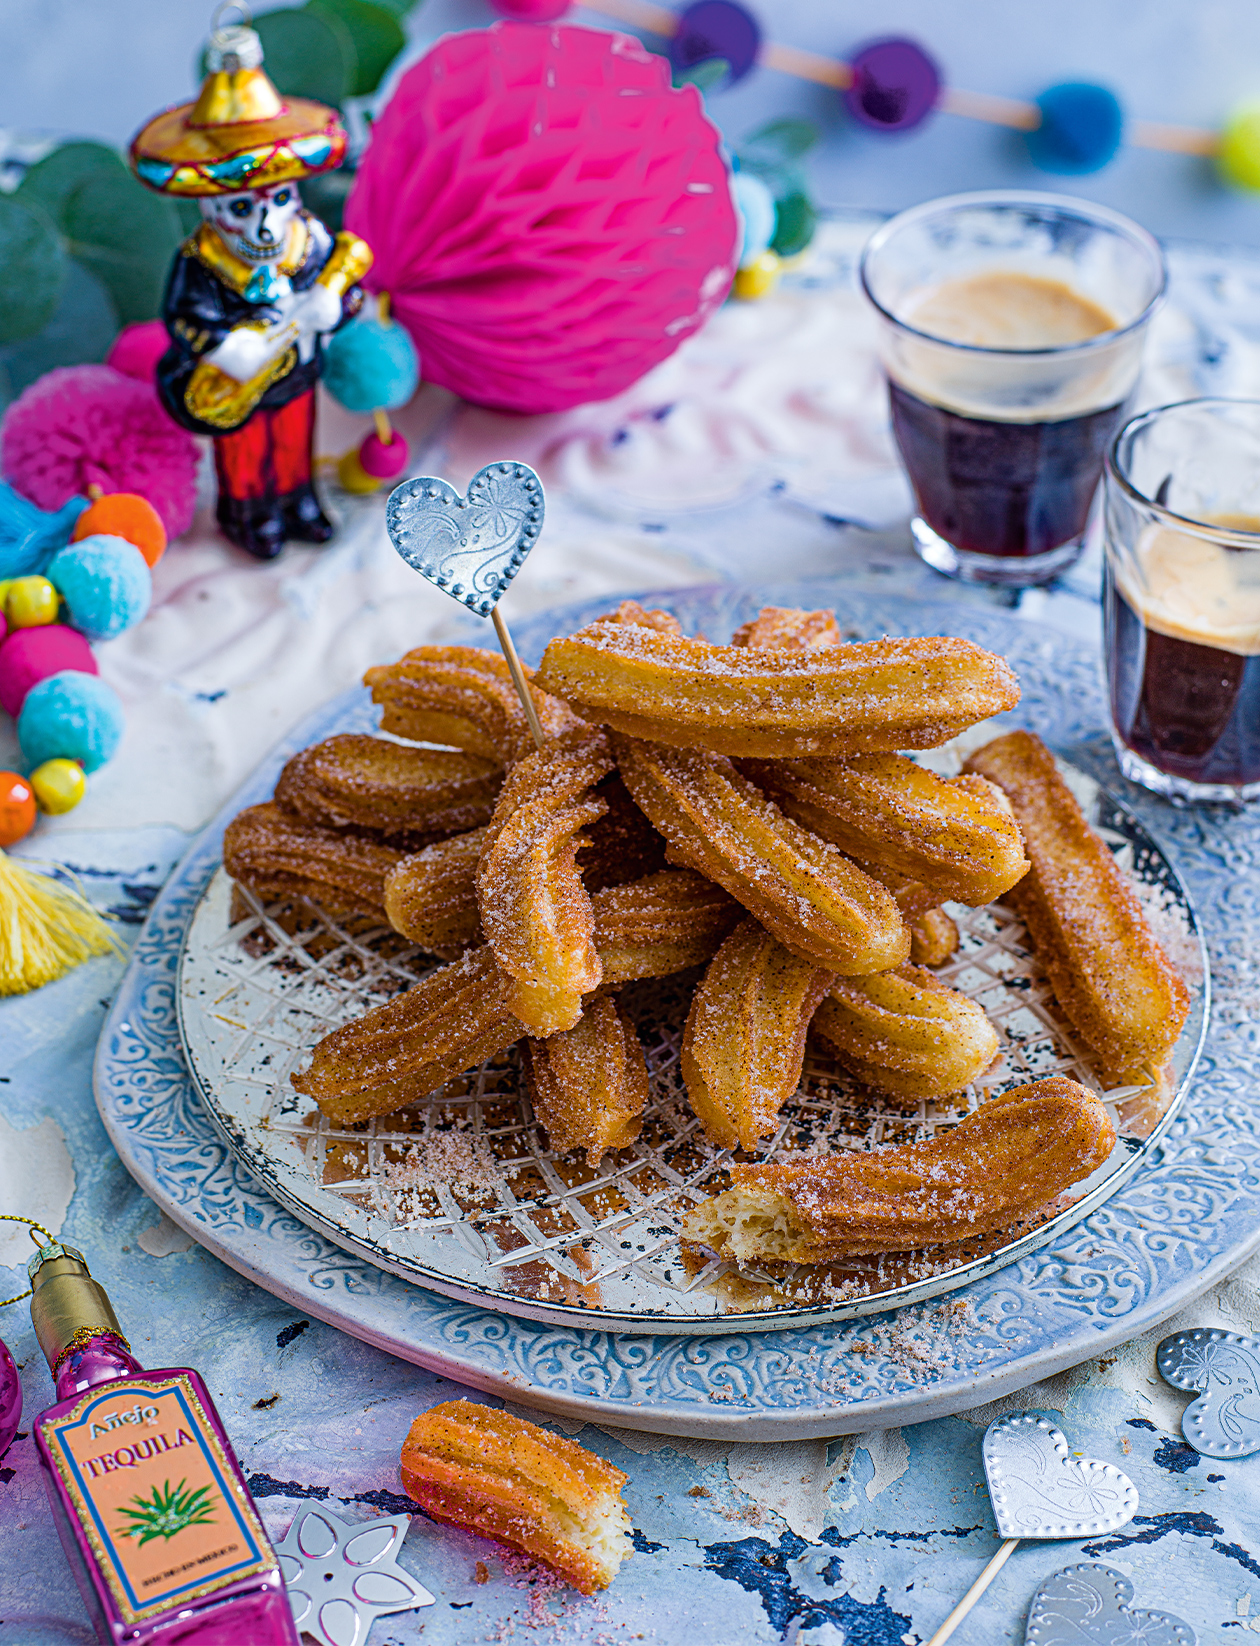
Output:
[175, 766, 1207, 1334]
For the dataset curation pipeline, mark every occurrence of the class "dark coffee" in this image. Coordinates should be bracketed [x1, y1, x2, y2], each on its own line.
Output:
[890, 383, 1128, 560]
[1105, 562, 1260, 788]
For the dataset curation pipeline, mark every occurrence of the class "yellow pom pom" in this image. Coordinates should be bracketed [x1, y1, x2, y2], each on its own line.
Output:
[733, 250, 782, 301]
[337, 447, 382, 495]
[4, 575, 60, 629]
[1219, 104, 1260, 190]
[31, 759, 87, 815]
[0, 851, 119, 995]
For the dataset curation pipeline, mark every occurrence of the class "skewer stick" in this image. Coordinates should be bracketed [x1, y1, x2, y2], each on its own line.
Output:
[373, 407, 393, 445]
[491, 605, 546, 751]
[924, 1538, 1021, 1646]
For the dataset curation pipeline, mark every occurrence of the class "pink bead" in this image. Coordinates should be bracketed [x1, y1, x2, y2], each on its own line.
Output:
[358, 430, 411, 479]
[491, 0, 571, 16]
[0, 623, 97, 719]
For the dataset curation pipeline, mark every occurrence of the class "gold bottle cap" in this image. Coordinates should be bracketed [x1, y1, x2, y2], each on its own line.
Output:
[28, 1241, 127, 1374]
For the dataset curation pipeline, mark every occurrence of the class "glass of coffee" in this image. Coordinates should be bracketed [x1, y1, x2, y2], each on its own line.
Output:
[860, 191, 1166, 587]
[1104, 398, 1260, 805]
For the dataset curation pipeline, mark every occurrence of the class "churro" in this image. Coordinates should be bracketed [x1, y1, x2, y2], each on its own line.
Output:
[964, 731, 1190, 1083]
[908, 906, 960, 967]
[384, 827, 485, 957]
[613, 734, 909, 973]
[274, 734, 499, 841]
[594, 599, 682, 636]
[684, 1076, 1116, 1263]
[533, 621, 1019, 757]
[812, 962, 998, 1101]
[577, 774, 668, 893]
[730, 606, 843, 650]
[681, 918, 834, 1151]
[400, 1400, 632, 1594]
[523, 992, 649, 1164]
[591, 869, 743, 983]
[223, 803, 402, 917]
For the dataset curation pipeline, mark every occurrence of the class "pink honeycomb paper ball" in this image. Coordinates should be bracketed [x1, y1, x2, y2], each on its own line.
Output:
[0, 623, 97, 719]
[345, 22, 739, 414]
[358, 430, 410, 480]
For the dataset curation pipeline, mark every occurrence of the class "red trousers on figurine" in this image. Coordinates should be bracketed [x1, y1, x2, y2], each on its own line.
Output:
[213, 389, 315, 502]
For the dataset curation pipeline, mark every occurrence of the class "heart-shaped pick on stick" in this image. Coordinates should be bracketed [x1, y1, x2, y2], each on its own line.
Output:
[1157, 1328, 1260, 1458]
[983, 1412, 1139, 1539]
[1024, 1563, 1197, 1646]
[386, 461, 544, 617]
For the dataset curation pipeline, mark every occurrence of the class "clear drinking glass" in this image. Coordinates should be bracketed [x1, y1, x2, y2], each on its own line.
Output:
[860, 191, 1167, 587]
[1104, 398, 1260, 805]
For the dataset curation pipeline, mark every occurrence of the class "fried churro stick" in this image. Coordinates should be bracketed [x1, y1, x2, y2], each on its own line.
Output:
[812, 963, 998, 1101]
[533, 622, 1019, 757]
[730, 606, 843, 650]
[592, 869, 743, 983]
[594, 599, 683, 636]
[384, 827, 486, 957]
[684, 1076, 1116, 1263]
[578, 774, 668, 892]
[274, 735, 500, 841]
[365, 646, 584, 767]
[908, 906, 960, 967]
[223, 803, 403, 917]
[682, 918, 835, 1151]
[476, 728, 615, 1035]
[614, 734, 909, 974]
[747, 754, 1029, 907]
[400, 1401, 632, 1595]
[290, 946, 523, 1126]
[523, 993, 649, 1164]
[964, 731, 1191, 1083]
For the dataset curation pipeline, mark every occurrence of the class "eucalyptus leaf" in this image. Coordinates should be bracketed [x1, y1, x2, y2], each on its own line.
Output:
[360, 0, 422, 16]
[0, 258, 119, 401]
[0, 195, 66, 345]
[253, 7, 355, 106]
[672, 57, 731, 93]
[740, 118, 819, 162]
[307, 0, 405, 97]
[63, 171, 183, 326]
[770, 190, 817, 259]
[300, 167, 355, 233]
[15, 141, 128, 231]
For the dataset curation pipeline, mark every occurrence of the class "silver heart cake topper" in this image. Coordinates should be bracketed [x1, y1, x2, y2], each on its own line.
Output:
[386, 461, 544, 617]
[1158, 1327, 1260, 1457]
[983, 1412, 1139, 1539]
[1024, 1563, 1196, 1645]
[276, 1505, 435, 1646]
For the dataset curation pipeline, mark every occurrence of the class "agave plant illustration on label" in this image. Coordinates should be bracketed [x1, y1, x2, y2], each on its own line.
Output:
[116, 1478, 219, 1545]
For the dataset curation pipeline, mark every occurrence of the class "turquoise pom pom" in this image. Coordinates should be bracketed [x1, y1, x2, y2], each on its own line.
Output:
[46, 534, 151, 642]
[18, 670, 123, 772]
[1027, 82, 1123, 175]
[730, 171, 776, 268]
[323, 312, 420, 413]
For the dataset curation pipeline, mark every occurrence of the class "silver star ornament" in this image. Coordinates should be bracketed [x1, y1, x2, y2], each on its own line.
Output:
[275, 1505, 435, 1646]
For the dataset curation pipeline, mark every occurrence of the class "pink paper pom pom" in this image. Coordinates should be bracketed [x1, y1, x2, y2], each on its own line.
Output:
[0, 365, 198, 540]
[0, 623, 97, 719]
[345, 23, 738, 414]
[358, 430, 410, 479]
[106, 320, 170, 385]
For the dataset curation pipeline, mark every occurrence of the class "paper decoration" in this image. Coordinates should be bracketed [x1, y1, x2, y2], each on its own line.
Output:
[1158, 1327, 1260, 1457]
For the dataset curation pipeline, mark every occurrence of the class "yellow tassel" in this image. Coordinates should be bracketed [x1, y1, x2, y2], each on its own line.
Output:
[0, 851, 121, 996]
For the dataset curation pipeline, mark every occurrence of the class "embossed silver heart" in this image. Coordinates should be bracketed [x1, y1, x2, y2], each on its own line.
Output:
[1158, 1327, 1260, 1457]
[386, 461, 544, 617]
[983, 1412, 1138, 1539]
[1024, 1562, 1196, 1645]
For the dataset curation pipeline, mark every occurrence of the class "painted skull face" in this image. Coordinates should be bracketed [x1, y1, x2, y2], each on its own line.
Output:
[201, 182, 302, 266]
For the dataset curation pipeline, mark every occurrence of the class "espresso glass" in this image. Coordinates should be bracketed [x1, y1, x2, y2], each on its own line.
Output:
[1104, 398, 1260, 805]
[860, 192, 1166, 587]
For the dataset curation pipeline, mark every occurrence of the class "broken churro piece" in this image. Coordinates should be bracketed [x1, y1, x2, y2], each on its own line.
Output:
[908, 906, 960, 967]
[524, 992, 649, 1164]
[730, 606, 844, 651]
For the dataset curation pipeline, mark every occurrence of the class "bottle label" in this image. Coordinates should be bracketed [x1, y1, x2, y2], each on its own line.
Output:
[41, 1373, 273, 1624]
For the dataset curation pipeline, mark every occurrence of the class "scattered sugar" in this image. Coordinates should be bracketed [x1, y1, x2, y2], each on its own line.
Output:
[1126, 873, 1205, 989]
[377, 1119, 501, 1206]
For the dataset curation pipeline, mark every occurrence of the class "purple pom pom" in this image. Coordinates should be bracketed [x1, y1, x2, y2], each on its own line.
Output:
[669, 1, 761, 86]
[844, 37, 940, 133]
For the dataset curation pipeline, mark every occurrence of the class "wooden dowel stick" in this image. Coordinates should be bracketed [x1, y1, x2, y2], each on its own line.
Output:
[491, 605, 546, 750]
[373, 407, 392, 445]
[924, 1538, 1020, 1646]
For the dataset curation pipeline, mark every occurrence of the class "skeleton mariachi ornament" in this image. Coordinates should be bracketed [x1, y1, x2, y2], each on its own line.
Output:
[130, 21, 372, 559]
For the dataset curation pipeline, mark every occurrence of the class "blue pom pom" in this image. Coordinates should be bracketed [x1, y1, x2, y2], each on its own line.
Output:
[323, 313, 420, 414]
[1027, 83, 1123, 175]
[18, 670, 124, 773]
[46, 534, 151, 642]
[730, 171, 777, 267]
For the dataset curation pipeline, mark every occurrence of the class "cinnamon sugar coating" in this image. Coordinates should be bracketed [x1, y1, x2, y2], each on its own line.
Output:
[223, 803, 403, 917]
[593, 599, 683, 636]
[591, 868, 743, 984]
[523, 992, 649, 1165]
[275, 734, 499, 841]
[685, 1076, 1116, 1263]
[908, 906, 960, 967]
[964, 731, 1191, 1083]
[730, 606, 843, 651]
[385, 826, 486, 957]
[578, 773, 668, 892]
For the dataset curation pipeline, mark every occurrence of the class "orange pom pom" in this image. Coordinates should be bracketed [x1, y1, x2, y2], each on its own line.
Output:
[72, 493, 167, 568]
[0, 771, 36, 847]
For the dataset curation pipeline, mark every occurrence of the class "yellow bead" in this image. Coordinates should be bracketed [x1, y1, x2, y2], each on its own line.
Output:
[337, 447, 382, 495]
[733, 250, 782, 301]
[5, 575, 60, 628]
[1219, 104, 1260, 191]
[30, 758, 87, 815]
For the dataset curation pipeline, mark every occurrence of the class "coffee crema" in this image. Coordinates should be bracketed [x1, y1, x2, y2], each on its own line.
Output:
[1116, 520, 1260, 655]
[901, 271, 1118, 351]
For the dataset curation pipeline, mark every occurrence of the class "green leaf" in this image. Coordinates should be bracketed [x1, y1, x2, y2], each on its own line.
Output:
[62, 171, 183, 326]
[0, 196, 66, 345]
[300, 167, 355, 233]
[740, 118, 819, 162]
[307, 0, 405, 97]
[672, 57, 731, 93]
[252, 7, 355, 106]
[0, 258, 119, 401]
[770, 190, 817, 259]
[360, 0, 421, 16]
[15, 142, 129, 232]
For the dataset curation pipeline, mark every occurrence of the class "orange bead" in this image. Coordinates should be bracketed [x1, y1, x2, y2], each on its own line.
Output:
[73, 493, 167, 567]
[0, 770, 36, 847]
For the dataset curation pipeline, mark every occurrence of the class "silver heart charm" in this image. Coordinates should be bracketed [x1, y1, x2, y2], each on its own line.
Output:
[983, 1412, 1138, 1539]
[386, 461, 545, 617]
[275, 1505, 435, 1646]
[1158, 1327, 1260, 1457]
[1024, 1562, 1196, 1645]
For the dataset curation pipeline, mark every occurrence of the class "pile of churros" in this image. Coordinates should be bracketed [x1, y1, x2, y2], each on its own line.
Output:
[222, 602, 1191, 1269]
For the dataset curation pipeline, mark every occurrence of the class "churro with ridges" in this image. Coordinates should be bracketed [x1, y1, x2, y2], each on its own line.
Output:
[385, 827, 485, 957]
[533, 622, 1019, 757]
[594, 599, 683, 636]
[730, 606, 843, 650]
[908, 906, 960, 967]
[614, 734, 909, 974]
[578, 773, 668, 892]
[682, 917, 834, 1151]
[524, 992, 649, 1165]
[223, 802, 402, 917]
[684, 1076, 1116, 1263]
[274, 734, 500, 841]
[592, 869, 743, 983]
[964, 731, 1190, 1083]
